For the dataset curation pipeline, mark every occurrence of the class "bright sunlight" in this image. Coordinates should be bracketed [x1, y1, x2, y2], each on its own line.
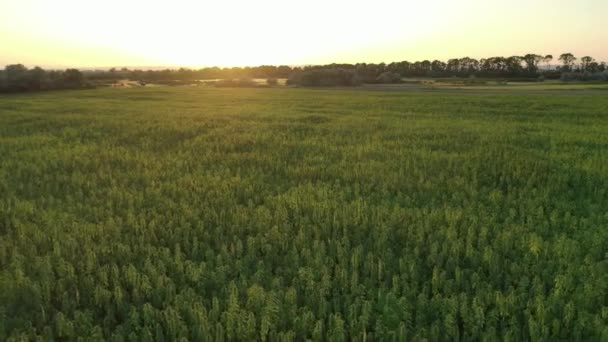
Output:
[1, 0, 607, 67]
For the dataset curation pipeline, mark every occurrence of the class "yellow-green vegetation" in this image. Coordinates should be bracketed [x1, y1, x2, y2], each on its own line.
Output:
[1, 87, 607, 340]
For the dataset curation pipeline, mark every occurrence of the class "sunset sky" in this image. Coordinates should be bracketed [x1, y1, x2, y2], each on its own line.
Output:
[1, 0, 607, 68]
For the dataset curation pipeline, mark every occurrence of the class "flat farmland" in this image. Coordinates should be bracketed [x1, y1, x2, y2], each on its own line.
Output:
[1, 87, 607, 340]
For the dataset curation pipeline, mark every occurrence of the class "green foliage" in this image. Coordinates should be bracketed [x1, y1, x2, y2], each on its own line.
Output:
[287, 69, 362, 87]
[0, 87, 607, 340]
[561, 72, 608, 82]
[375, 72, 402, 84]
[0, 65, 88, 93]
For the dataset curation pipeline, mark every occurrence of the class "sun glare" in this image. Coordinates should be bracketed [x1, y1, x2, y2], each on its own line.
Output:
[1, 0, 607, 67]
[1, 0, 461, 67]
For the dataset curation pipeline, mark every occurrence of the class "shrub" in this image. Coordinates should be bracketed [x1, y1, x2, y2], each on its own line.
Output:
[543, 70, 562, 79]
[374, 72, 402, 84]
[266, 78, 278, 86]
[560, 72, 608, 82]
[0, 65, 91, 93]
[287, 69, 361, 87]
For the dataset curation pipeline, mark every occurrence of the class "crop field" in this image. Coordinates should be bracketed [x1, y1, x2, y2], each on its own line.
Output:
[359, 81, 608, 94]
[1, 87, 607, 340]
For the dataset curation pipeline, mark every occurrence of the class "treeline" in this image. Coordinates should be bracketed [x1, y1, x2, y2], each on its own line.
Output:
[85, 53, 607, 83]
[0, 64, 88, 93]
[2, 53, 607, 92]
[85, 66, 293, 83]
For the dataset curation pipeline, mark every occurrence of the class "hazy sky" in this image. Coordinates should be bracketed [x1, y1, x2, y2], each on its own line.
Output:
[1, 0, 607, 68]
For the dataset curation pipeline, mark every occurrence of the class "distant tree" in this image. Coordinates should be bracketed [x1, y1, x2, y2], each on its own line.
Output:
[431, 60, 446, 74]
[558, 53, 577, 72]
[479, 56, 509, 76]
[459, 57, 479, 75]
[355, 63, 381, 82]
[392, 61, 411, 76]
[27, 66, 48, 91]
[447, 59, 461, 75]
[580, 56, 595, 72]
[479, 58, 488, 73]
[62, 69, 86, 88]
[277, 65, 292, 78]
[420, 60, 432, 75]
[506, 56, 524, 75]
[588, 61, 600, 73]
[523, 54, 543, 74]
[4, 64, 29, 91]
[543, 55, 553, 71]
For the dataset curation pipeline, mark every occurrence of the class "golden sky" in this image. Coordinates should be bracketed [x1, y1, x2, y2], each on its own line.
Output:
[1, 0, 607, 68]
